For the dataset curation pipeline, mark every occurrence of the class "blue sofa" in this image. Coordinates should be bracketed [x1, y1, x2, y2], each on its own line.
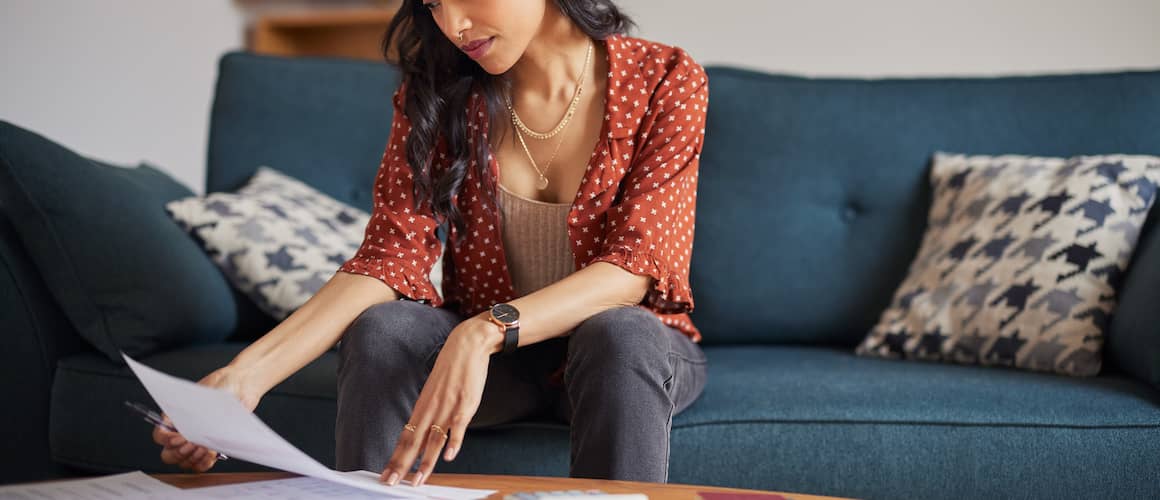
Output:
[2, 51, 1159, 499]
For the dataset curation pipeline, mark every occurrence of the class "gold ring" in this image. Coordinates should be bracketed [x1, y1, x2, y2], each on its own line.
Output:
[404, 423, 418, 433]
[430, 424, 448, 439]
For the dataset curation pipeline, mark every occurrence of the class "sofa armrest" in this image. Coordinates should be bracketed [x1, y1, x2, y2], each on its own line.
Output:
[0, 212, 92, 483]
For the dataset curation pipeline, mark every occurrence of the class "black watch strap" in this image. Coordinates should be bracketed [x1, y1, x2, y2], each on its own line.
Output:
[502, 325, 519, 355]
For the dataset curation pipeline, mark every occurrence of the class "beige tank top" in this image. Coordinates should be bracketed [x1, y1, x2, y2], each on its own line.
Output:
[497, 183, 575, 296]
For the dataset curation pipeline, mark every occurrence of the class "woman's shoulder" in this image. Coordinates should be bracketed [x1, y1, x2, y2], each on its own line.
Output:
[605, 33, 706, 86]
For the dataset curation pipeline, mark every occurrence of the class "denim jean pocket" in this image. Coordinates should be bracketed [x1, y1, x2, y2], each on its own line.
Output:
[667, 351, 708, 415]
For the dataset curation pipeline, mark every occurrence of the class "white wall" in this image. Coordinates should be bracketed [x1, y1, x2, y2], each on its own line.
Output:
[0, 1, 243, 194]
[2, 1, 1159, 193]
[621, 0, 1160, 77]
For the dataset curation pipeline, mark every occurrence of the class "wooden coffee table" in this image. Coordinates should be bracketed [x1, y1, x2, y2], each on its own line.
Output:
[153, 472, 852, 499]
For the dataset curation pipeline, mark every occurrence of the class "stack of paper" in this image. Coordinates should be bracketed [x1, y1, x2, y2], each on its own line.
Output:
[120, 353, 494, 499]
[175, 472, 491, 499]
[0, 471, 181, 499]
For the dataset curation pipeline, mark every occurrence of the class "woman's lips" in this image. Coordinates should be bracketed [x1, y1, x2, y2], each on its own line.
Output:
[461, 37, 494, 59]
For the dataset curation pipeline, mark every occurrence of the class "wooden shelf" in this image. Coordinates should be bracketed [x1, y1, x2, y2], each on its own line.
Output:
[248, 3, 402, 62]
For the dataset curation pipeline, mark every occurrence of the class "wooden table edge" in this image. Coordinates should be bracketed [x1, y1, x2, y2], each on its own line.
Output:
[150, 472, 853, 500]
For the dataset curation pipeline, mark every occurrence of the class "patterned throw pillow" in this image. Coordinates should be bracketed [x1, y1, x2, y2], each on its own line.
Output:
[856, 152, 1160, 376]
[167, 167, 443, 320]
[235, 167, 369, 244]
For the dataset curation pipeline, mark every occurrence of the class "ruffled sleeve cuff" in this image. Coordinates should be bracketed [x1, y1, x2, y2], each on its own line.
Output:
[337, 255, 443, 306]
[589, 243, 694, 315]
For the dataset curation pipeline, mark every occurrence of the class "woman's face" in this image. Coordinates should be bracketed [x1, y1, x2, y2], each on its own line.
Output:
[422, 0, 546, 74]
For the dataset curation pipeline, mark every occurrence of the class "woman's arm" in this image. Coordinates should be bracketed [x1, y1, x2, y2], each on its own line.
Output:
[153, 272, 401, 473]
[226, 271, 400, 398]
[460, 261, 652, 353]
[234, 79, 447, 394]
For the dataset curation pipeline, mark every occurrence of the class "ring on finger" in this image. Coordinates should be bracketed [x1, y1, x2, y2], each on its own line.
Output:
[430, 424, 448, 440]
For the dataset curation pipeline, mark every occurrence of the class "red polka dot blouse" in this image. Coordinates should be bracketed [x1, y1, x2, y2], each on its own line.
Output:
[338, 33, 708, 343]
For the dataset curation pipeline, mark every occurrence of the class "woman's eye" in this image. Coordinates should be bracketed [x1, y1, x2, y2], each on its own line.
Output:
[423, 1, 440, 10]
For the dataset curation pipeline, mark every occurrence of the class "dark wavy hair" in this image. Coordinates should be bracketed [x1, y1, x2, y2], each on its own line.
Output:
[382, 0, 634, 240]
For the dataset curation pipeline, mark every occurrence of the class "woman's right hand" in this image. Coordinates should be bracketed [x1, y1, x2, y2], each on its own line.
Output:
[151, 366, 263, 473]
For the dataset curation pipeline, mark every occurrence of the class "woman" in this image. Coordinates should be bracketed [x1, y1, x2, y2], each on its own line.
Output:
[153, 0, 709, 486]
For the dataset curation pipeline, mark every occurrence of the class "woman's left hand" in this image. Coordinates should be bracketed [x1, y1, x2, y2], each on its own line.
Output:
[379, 314, 500, 487]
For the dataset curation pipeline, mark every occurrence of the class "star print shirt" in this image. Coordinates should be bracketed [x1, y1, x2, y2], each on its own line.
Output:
[338, 33, 709, 343]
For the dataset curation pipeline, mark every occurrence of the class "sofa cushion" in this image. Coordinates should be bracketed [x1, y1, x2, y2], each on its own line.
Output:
[692, 346, 1160, 428]
[857, 152, 1160, 376]
[0, 121, 244, 362]
[165, 166, 371, 320]
[1113, 227, 1160, 388]
[668, 349, 1160, 499]
[50, 345, 1160, 498]
[682, 346, 1160, 499]
[692, 68, 1160, 348]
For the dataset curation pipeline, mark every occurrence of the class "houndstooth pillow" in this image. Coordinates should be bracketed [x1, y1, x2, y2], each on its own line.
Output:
[167, 167, 443, 320]
[857, 152, 1160, 376]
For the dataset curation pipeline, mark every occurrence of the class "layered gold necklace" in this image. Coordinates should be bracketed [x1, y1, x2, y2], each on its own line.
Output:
[503, 39, 593, 190]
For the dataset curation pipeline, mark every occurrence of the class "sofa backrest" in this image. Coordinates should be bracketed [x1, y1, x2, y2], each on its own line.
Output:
[692, 67, 1160, 350]
[207, 52, 401, 213]
[206, 52, 1160, 368]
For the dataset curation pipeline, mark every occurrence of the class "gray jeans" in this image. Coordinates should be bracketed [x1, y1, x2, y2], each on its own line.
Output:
[334, 299, 708, 482]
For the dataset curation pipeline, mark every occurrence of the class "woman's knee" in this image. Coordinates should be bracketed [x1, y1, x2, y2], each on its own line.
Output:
[567, 306, 669, 373]
[339, 300, 445, 368]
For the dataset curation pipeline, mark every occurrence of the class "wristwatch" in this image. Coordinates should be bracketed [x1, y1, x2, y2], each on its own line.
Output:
[486, 303, 520, 355]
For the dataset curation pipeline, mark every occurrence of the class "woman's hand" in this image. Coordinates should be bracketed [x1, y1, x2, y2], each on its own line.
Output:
[380, 315, 502, 487]
[151, 366, 263, 473]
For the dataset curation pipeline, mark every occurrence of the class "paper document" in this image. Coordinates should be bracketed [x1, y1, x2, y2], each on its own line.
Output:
[122, 353, 493, 499]
[0, 471, 180, 499]
[174, 472, 491, 499]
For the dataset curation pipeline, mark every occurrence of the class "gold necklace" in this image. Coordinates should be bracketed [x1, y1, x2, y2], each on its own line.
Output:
[511, 114, 565, 190]
[505, 39, 593, 190]
[504, 39, 592, 141]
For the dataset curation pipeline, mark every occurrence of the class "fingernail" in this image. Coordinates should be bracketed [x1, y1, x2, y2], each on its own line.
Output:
[386, 471, 399, 486]
[413, 472, 423, 486]
[445, 447, 457, 461]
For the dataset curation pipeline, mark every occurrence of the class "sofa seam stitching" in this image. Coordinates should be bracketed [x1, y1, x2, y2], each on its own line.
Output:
[670, 418, 1160, 430]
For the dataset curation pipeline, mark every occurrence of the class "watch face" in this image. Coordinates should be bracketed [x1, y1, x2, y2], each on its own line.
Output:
[491, 303, 520, 324]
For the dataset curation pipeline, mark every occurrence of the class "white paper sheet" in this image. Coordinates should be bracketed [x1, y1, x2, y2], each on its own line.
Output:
[174, 472, 494, 499]
[0, 471, 180, 499]
[122, 353, 493, 499]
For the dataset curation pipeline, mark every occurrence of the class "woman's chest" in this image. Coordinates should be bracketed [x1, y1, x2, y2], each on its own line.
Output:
[488, 90, 607, 205]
